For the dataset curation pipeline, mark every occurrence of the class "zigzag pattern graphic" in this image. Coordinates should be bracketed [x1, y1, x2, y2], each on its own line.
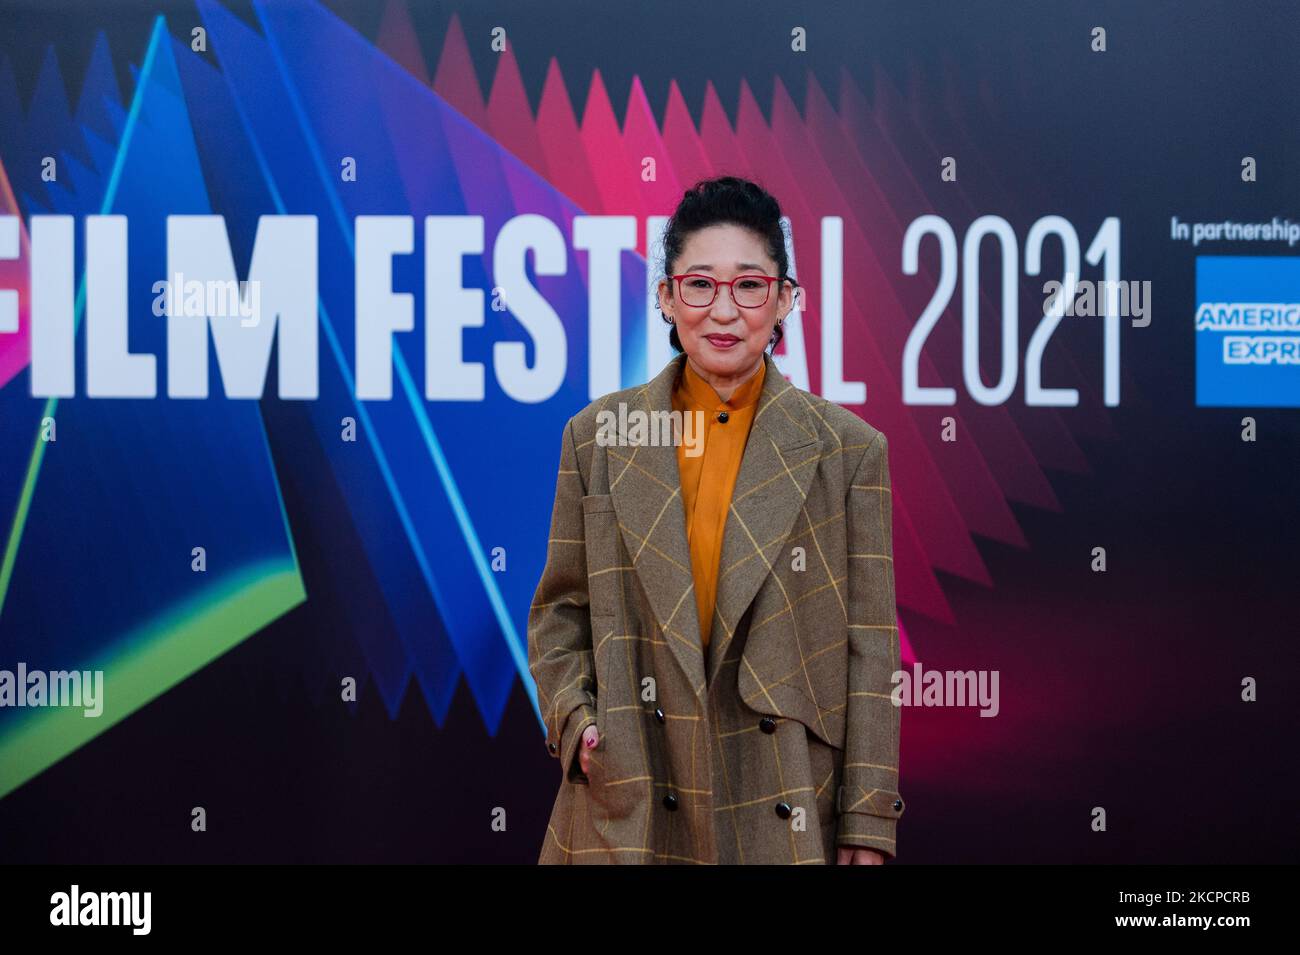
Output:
[0, 0, 1117, 799]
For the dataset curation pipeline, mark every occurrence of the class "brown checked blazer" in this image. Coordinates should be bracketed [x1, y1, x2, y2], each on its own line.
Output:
[527, 350, 904, 864]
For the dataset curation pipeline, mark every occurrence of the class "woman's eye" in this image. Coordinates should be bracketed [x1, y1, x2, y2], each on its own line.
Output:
[686, 279, 714, 289]
[736, 278, 765, 290]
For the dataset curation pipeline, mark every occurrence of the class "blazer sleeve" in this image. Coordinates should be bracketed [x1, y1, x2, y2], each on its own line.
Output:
[527, 416, 598, 784]
[836, 430, 905, 858]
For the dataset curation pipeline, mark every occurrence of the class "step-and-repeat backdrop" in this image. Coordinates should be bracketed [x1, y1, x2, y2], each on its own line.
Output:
[0, 0, 1295, 862]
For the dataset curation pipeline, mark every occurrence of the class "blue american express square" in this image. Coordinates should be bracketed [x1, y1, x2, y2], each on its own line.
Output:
[1195, 256, 1300, 407]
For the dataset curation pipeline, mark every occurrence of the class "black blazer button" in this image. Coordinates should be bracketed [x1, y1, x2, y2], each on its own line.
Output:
[775, 802, 792, 819]
[716, 410, 729, 423]
[893, 799, 904, 812]
[655, 707, 665, 724]
[547, 741, 557, 754]
[663, 793, 679, 811]
[758, 716, 777, 734]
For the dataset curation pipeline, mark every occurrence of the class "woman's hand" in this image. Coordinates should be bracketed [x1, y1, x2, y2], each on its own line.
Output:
[836, 846, 886, 865]
[576, 723, 601, 776]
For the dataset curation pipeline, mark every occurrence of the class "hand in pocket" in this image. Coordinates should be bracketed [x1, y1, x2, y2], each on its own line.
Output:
[576, 722, 601, 776]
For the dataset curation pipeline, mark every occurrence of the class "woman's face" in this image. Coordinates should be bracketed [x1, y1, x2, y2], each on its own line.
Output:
[658, 224, 793, 388]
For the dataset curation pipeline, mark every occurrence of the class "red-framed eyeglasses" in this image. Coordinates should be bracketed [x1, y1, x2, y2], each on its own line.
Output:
[671, 273, 784, 309]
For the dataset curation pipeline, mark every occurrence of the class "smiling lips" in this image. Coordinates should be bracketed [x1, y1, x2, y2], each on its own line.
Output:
[704, 334, 741, 349]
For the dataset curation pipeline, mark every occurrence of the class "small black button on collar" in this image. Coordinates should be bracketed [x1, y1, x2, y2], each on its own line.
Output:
[716, 410, 729, 423]
[775, 802, 792, 819]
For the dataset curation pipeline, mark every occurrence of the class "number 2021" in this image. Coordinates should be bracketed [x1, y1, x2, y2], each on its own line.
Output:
[902, 215, 1121, 407]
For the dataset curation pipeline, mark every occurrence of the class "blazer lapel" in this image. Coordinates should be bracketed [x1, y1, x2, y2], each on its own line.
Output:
[606, 354, 708, 698]
[706, 354, 821, 685]
[605, 351, 822, 697]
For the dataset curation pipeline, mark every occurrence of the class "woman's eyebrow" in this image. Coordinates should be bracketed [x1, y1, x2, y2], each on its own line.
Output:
[682, 262, 769, 272]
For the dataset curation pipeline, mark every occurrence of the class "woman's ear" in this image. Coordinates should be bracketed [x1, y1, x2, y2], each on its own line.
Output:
[777, 280, 796, 321]
[656, 278, 675, 320]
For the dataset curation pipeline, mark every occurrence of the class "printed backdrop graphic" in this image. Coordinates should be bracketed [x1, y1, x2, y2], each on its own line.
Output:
[0, 0, 1295, 863]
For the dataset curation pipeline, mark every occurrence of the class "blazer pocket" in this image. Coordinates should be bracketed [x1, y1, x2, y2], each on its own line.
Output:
[586, 613, 637, 823]
[581, 493, 616, 514]
[582, 497, 622, 616]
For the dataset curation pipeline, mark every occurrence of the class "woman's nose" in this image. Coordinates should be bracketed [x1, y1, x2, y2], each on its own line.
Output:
[710, 285, 742, 318]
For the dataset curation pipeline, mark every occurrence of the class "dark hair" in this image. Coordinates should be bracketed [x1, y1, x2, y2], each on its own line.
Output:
[659, 176, 798, 353]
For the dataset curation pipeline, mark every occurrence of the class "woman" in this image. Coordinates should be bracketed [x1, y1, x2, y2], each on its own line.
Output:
[527, 176, 903, 864]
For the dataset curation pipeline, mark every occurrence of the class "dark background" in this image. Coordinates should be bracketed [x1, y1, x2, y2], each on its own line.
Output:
[0, 0, 1297, 862]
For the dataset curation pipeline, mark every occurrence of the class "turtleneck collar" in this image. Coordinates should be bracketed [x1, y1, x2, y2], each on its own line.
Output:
[676, 356, 766, 410]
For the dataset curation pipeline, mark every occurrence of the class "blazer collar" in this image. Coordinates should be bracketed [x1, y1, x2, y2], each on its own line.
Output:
[606, 351, 822, 697]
